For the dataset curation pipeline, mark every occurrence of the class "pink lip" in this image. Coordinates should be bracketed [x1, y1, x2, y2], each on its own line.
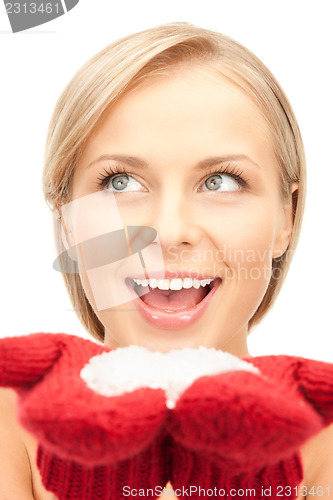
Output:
[126, 278, 222, 329]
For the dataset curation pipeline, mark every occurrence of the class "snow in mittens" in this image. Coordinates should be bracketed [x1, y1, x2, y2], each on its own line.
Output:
[80, 346, 261, 409]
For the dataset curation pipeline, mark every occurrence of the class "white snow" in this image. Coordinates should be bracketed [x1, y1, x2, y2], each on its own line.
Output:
[80, 346, 260, 409]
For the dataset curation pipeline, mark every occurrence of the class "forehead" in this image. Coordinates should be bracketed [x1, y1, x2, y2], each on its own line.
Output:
[81, 66, 274, 170]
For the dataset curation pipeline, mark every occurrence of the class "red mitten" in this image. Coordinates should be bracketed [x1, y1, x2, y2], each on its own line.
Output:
[168, 355, 333, 499]
[0, 333, 170, 500]
[2, 334, 333, 500]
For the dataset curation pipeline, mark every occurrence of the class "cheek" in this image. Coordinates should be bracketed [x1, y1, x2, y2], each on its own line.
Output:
[209, 203, 277, 305]
[204, 207, 277, 334]
[210, 202, 277, 266]
[224, 223, 275, 271]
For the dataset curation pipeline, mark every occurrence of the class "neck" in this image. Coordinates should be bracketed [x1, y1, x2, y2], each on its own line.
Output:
[220, 325, 250, 358]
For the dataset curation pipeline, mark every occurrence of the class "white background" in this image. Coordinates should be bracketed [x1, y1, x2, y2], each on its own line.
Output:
[0, 0, 332, 360]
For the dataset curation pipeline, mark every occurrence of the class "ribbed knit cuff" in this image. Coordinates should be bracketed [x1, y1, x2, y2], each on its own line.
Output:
[37, 431, 171, 500]
[169, 444, 303, 499]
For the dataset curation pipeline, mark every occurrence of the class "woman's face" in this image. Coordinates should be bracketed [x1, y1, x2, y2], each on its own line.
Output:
[71, 66, 294, 355]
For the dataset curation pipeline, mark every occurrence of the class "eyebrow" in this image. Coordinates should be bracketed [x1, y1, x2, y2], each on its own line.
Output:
[86, 154, 261, 170]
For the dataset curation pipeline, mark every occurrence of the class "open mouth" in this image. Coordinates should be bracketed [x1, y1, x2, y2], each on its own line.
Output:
[131, 277, 220, 311]
[125, 277, 222, 328]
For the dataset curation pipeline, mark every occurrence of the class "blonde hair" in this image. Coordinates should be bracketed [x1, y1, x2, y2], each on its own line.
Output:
[43, 22, 306, 342]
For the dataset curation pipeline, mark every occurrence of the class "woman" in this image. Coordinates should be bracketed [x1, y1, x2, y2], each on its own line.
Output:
[1, 22, 332, 499]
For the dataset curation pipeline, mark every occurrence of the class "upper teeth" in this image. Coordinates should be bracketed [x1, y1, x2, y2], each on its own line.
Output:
[132, 278, 214, 290]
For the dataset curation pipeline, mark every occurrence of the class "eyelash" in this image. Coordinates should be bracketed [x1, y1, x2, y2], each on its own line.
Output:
[96, 164, 249, 190]
[203, 165, 249, 189]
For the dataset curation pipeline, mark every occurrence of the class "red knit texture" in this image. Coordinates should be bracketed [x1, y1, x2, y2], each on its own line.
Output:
[37, 431, 171, 500]
[1, 333, 333, 500]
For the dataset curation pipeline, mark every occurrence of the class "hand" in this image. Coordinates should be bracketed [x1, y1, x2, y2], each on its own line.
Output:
[0, 333, 170, 500]
[168, 355, 333, 498]
[2, 334, 333, 500]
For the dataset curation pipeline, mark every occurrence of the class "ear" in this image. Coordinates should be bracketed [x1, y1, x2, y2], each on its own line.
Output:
[272, 183, 299, 259]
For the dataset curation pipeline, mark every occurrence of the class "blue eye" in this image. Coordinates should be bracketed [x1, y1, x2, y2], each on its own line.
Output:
[202, 173, 240, 192]
[97, 165, 246, 193]
[106, 174, 144, 192]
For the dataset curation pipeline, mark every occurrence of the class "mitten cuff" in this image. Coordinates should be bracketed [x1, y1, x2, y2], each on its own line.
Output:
[170, 444, 303, 500]
[37, 431, 171, 500]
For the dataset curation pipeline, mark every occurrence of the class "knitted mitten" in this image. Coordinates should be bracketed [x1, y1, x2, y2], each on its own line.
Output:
[168, 355, 333, 499]
[2, 333, 333, 500]
[0, 333, 170, 500]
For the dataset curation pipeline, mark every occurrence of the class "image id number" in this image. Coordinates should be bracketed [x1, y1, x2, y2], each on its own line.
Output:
[276, 486, 330, 497]
[5, 3, 60, 14]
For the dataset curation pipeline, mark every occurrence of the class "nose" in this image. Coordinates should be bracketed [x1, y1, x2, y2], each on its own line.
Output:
[149, 190, 203, 251]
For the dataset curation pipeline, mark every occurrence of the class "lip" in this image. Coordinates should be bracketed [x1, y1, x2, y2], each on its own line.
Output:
[126, 277, 222, 329]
